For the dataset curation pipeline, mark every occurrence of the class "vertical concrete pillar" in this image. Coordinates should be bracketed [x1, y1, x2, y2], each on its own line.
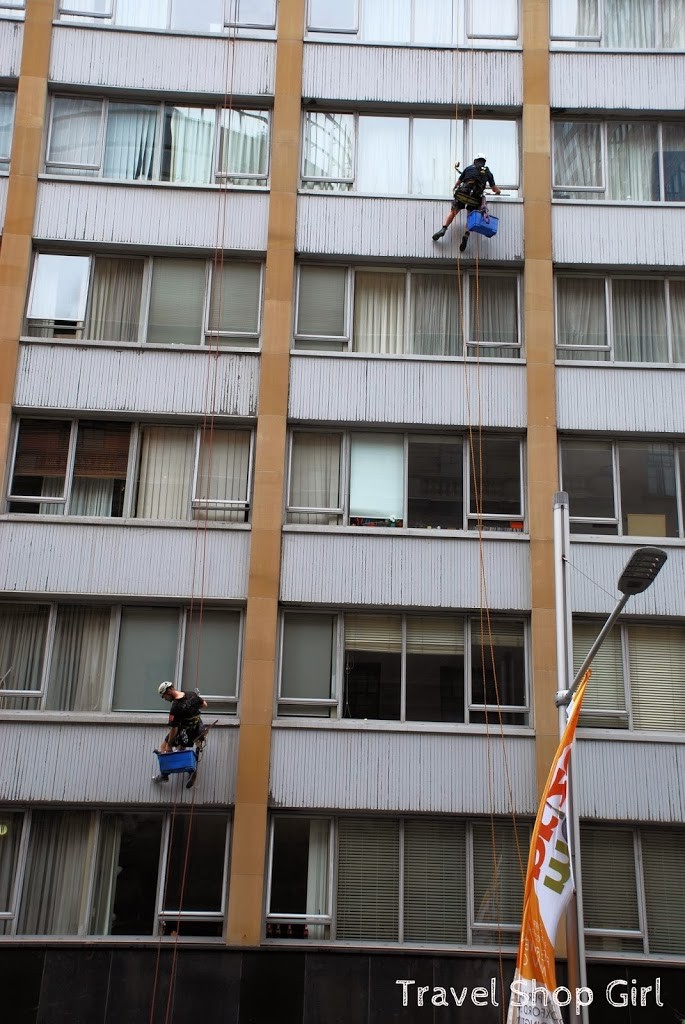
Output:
[0, 0, 53, 481]
[226, 0, 304, 945]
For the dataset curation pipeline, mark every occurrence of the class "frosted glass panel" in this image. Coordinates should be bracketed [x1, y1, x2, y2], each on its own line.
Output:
[350, 434, 404, 521]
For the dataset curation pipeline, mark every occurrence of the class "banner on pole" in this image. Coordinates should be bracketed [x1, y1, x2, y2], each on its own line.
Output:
[506, 672, 590, 1023]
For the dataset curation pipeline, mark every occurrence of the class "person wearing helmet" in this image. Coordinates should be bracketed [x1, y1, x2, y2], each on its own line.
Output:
[432, 154, 501, 251]
[157, 681, 207, 754]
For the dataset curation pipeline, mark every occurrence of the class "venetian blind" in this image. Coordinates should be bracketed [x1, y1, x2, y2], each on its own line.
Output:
[403, 819, 466, 943]
[628, 624, 685, 731]
[345, 614, 402, 652]
[580, 826, 643, 953]
[73, 422, 131, 478]
[297, 266, 346, 337]
[572, 622, 627, 728]
[642, 829, 685, 954]
[336, 818, 399, 941]
[406, 616, 464, 655]
[472, 820, 527, 934]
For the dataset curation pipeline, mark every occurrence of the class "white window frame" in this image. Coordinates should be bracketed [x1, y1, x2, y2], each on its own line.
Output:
[465, 0, 519, 42]
[0, 810, 29, 936]
[0, 91, 16, 167]
[549, 0, 681, 50]
[190, 426, 254, 520]
[59, 0, 277, 33]
[265, 815, 335, 938]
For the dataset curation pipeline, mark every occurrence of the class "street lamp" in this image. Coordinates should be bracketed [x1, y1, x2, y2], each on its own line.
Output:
[553, 492, 667, 1022]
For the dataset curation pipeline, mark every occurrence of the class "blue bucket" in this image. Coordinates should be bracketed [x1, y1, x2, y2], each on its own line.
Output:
[467, 210, 499, 237]
[155, 749, 196, 775]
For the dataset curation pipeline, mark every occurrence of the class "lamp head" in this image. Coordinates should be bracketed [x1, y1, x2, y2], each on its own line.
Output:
[617, 547, 667, 596]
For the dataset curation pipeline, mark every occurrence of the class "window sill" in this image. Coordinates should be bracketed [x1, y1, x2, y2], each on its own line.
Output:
[272, 717, 533, 737]
[556, 358, 685, 370]
[54, 21, 276, 42]
[552, 198, 685, 208]
[577, 728, 685, 745]
[282, 523, 529, 539]
[303, 37, 522, 53]
[0, 711, 240, 725]
[38, 173, 270, 194]
[569, 534, 685, 548]
[290, 348, 524, 365]
[299, 189, 522, 203]
[20, 335, 261, 355]
[0, 934, 229, 946]
[0, 514, 251, 530]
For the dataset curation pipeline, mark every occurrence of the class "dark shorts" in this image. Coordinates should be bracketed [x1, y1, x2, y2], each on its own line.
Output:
[451, 190, 481, 212]
[166, 716, 203, 749]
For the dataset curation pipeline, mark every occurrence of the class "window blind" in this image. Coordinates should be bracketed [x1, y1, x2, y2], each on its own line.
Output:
[403, 819, 466, 943]
[336, 818, 399, 940]
[345, 614, 402, 653]
[406, 616, 464, 655]
[281, 613, 334, 700]
[472, 820, 527, 933]
[297, 266, 346, 337]
[573, 622, 627, 727]
[628, 624, 685, 731]
[208, 263, 261, 336]
[471, 619, 524, 648]
[580, 826, 642, 952]
[642, 829, 685, 954]
[13, 420, 71, 477]
[147, 259, 206, 345]
[73, 422, 130, 478]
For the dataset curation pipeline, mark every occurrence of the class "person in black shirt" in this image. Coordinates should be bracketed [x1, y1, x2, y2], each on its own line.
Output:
[432, 154, 501, 251]
[158, 681, 208, 752]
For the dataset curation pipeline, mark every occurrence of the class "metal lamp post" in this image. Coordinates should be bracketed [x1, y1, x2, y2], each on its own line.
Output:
[553, 491, 667, 1023]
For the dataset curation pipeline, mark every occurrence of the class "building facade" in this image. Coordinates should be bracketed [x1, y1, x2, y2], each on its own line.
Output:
[0, 1, 684, 1021]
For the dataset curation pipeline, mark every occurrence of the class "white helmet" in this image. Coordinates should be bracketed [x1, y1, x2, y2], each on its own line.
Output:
[158, 680, 174, 696]
[474, 153, 487, 162]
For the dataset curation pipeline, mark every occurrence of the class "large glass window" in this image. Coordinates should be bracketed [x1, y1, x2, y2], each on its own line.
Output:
[0, 600, 242, 713]
[551, 0, 684, 49]
[560, 437, 684, 537]
[0, 92, 15, 165]
[26, 253, 262, 347]
[294, 266, 520, 357]
[287, 430, 524, 532]
[303, 113, 519, 195]
[268, 815, 528, 944]
[4, 809, 229, 937]
[60, 0, 276, 33]
[46, 96, 270, 186]
[553, 120, 684, 202]
[277, 611, 528, 724]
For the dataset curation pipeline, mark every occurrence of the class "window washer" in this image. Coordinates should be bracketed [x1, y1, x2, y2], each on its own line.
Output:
[157, 681, 208, 753]
[432, 154, 501, 251]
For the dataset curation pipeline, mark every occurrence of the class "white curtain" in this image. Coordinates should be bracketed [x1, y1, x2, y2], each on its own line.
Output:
[288, 434, 341, 524]
[136, 427, 195, 520]
[70, 479, 115, 516]
[195, 429, 250, 521]
[604, 0, 654, 47]
[0, 605, 47, 708]
[306, 820, 329, 939]
[413, 0, 454, 44]
[39, 477, 66, 516]
[411, 118, 455, 196]
[302, 112, 354, 187]
[217, 109, 269, 181]
[103, 104, 158, 181]
[361, 0, 410, 41]
[0, 812, 22, 932]
[17, 812, 91, 935]
[89, 815, 121, 935]
[410, 274, 459, 355]
[48, 97, 102, 174]
[353, 272, 405, 353]
[45, 606, 110, 712]
[114, 0, 167, 27]
[556, 276, 608, 359]
[608, 123, 658, 201]
[612, 279, 667, 361]
[0, 92, 14, 161]
[166, 107, 215, 184]
[670, 281, 685, 362]
[662, 0, 685, 46]
[553, 122, 602, 198]
[87, 258, 144, 342]
[357, 117, 409, 194]
[469, 276, 519, 357]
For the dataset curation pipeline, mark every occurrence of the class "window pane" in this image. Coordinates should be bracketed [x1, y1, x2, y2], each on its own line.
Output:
[0, 604, 48, 707]
[469, 436, 521, 520]
[472, 820, 527, 937]
[46, 606, 111, 711]
[103, 103, 157, 181]
[469, 275, 519, 356]
[170, 0, 225, 32]
[161, 106, 215, 184]
[349, 434, 404, 524]
[112, 607, 178, 711]
[71, 421, 130, 517]
[183, 610, 240, 697]
[357, 117, 409, 194]
[288, 432, 341, 524]
[607, 123, 658, 201]
[18, 812, 91, 935]
[208, 263, 261, 338]
[344, 614, 401, 720]
[413, 0, 454, 44]
[561, 440, 616, 531]
[147, 259, 206, 345]
[92, 813, 162, 935]
[353, 272, 405, 354]
[661, 123, 685, 202]
[164, 812, 227, 913]
[48, 97, 101, 173]
[308, 0, 356, 31]
[573, 622, 627, 728]
[405, 615, 465, 723]
[411, 118, 455, 195]
[87, 257, 144, 342]
[336, 819, 398, 940]
[297, 266, 346, 338]
[281, 613, 334, 702]
[0, 92, 14, 161]
[469, 0, 517, 37]
[662, 3, 685, 47]
[471, 120, 518, 189]
[302, 112, 353, 184]
[0, 811, 23, 926]
[270, 817, 330, 937]
[217, 109, 269, 181]
[628, 624, 685, 731]
[642, 829, 685, 954]
[551, 0, 599, 38]
[612, 279, 667, 362]
[9, 418, 71, 513]
[227, 0, 276, 27]
[61, 0, 112, 13]
[618, 441, 677, 537]
[581, 827, 642, 952]
[604, 0, 655, 47]
[471, 620, 526, 721]
[556, 277, 608, 359]
[194, 429, 250, 521]
[361, 0, 409, 42]
[135, 426, 195, 520]
[404, 819, 466, 942]
[28, 254, 90, 326]
[671, 280, 685, 362]
[407, 436, 463, 529]
[553, 123, 602, 198]
[113, 0, 166, 28]
[410, 274, 459, 356]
